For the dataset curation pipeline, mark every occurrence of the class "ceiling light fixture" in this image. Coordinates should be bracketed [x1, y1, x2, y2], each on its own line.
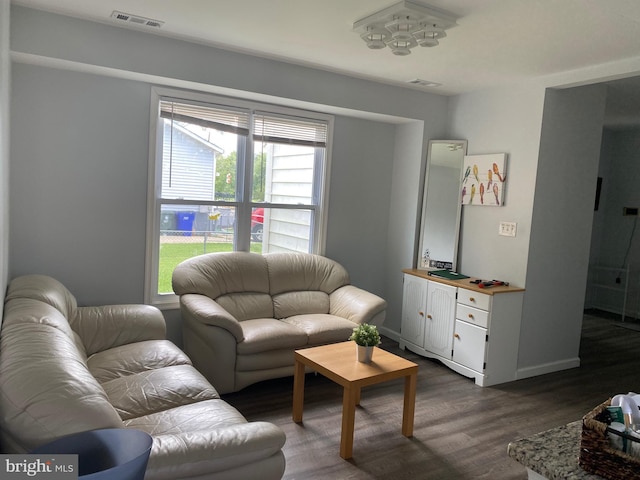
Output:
[352, 1, 457, 56]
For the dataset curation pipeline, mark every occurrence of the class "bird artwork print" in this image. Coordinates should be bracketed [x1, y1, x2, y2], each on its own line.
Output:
[461, 153, 507, 206]
[463, 165, 471, 184]
[493, 162, 505, 182]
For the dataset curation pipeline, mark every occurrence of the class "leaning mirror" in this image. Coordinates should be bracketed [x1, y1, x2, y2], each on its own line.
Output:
[417, 140, 468, 271]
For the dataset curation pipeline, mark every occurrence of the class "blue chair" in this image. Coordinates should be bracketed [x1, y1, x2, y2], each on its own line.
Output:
[32, 429, 152, 479]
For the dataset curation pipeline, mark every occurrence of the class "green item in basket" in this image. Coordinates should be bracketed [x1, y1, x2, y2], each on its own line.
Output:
[606, 406, 625, 424]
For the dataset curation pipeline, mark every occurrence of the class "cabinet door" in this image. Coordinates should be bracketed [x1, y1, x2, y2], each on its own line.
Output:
[424, 281, 456, 358]
[401, 275, 428, 348]
[452, 320, 487, 372]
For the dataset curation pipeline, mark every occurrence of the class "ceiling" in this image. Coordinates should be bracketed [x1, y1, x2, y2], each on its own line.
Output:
[11, 0, 640, 126]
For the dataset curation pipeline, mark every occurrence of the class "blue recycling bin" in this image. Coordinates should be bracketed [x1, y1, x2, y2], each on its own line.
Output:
[176, 211, 196, 236]
[31, 428, 152, 480]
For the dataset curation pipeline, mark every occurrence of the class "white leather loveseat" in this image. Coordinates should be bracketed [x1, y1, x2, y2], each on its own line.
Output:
[0, 274, 286, 480]
[172, 252, 387, 394]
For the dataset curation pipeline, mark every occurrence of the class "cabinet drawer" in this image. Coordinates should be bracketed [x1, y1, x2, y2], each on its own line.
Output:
[456, 304, 489, 328]
[457, 289, 490, 310]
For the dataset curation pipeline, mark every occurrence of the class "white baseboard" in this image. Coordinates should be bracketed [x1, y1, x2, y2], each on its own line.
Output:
[379, 326, 400, 343]
[516, 357, 581, 380]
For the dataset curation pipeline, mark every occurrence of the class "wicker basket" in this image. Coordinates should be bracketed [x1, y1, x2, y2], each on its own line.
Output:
[579, 398, 640, 479]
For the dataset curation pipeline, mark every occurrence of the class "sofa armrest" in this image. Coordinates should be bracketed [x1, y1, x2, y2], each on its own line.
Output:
[180, 294, 244, 342]
[330, 285, 387, 325]
[148, 422, 285, 479]
[72, 304, 166, 356]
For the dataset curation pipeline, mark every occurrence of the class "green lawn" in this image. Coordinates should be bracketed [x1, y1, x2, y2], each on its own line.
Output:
[158, 240, 262, 294]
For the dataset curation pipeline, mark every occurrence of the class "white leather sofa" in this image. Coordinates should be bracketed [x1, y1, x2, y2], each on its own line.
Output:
[172, 252, 387, 394]
[0, 274, 286, 480]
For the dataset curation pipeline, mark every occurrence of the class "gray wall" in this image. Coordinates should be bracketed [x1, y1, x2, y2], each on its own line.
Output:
[8, 6, 450, 341]
[325, 115, 394, 295]
[10, 64, 150, 305]
[449, 82, 608, 377]
[521, 85, 606, 374]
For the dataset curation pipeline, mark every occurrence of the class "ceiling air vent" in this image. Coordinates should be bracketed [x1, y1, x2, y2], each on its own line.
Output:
[407, 79, 441, 87]
[110, 11, 164, 29]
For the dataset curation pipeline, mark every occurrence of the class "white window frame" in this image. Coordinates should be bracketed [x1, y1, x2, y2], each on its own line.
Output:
[145, 87, 333, 308]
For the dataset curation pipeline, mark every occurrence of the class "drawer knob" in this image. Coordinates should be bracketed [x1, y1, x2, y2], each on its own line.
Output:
[454, 333, 460, 339]
[468, 313, 474, 319]
[469, 297, 476, 302]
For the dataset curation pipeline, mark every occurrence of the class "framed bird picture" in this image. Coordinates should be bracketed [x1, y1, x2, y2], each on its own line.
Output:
[461, 153, 507, 206]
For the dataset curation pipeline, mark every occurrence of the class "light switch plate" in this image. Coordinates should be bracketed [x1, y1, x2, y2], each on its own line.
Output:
[499, 221, 517, 237]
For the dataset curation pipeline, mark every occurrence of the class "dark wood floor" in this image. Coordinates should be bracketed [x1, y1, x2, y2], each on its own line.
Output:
[222, 313, 640, 479]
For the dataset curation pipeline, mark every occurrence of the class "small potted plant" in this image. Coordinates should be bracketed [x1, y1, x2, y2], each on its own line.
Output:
[349, 323, 381, 363]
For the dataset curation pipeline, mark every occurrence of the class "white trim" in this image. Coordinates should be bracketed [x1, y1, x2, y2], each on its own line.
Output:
[516, 357, 581, 380]
[144, 89, 165, 305]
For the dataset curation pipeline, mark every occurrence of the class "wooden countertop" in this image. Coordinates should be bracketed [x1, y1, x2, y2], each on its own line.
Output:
[403, 268, 525, 295]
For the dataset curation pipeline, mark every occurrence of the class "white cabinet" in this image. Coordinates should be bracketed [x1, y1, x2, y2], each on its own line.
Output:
[399, 274, 456, 358]
[400, 270, 524, 387]
[424, 281, 456, 358]
[452, 320, 486, 372]
[453, 290, 490, 373]
[400, 274, 428, 348]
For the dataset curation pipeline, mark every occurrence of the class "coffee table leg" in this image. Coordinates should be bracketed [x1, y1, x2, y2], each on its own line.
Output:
[402, 372, 417, 437]
[340, 385, 358, 459]
[292, 359, 305, 423]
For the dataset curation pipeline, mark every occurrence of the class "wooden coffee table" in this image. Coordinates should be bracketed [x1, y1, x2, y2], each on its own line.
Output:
[292, 341, 419, 459]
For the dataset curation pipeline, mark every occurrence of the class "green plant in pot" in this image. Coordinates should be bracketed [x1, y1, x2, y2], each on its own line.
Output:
[349, 323, 381, 363]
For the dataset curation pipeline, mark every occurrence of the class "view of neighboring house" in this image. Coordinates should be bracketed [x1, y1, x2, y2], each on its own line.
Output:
[161, 119, 317, 253]
[160, 121, 225, 234]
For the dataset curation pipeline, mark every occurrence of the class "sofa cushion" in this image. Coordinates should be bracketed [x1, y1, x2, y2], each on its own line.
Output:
[102, 365, 219, 420]
[236, 318, 308, 354]
[172, 251, 270, 300]
[272, 291, 329, 319]
[124, 399, 247, 433]
[125, 401, 286, 479]
[5, 274, 78, 319]
[2, 298, 88, 357]
[216, 292, 274, 321]
[88, 340, 192, 383]
[0, 323, 123, 452]
[266, 252, 350, 295]
[235, 349, 297, 372]
[145, 423, 285, 480]
[281, 313, 358, 345]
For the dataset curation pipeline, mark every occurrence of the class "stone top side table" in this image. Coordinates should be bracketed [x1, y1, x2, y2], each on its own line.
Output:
[507, 420, 603, 480]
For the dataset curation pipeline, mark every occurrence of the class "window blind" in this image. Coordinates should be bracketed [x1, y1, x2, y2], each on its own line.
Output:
[253, 112, 327, 147]
[160, 100, 250, 136]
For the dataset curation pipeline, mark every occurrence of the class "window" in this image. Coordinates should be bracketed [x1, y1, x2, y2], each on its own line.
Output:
[145, 89, 332, 306]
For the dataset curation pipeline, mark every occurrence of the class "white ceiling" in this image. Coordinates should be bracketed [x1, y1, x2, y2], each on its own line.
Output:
[11, 0, 640, 125]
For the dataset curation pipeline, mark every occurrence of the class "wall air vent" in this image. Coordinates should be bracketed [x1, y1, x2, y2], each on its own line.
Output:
[110, 11, 164, 29]
[407, 79, 441, 87]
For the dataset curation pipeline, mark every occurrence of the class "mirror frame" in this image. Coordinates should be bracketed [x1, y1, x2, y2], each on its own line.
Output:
[416, 139, 468, 271]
